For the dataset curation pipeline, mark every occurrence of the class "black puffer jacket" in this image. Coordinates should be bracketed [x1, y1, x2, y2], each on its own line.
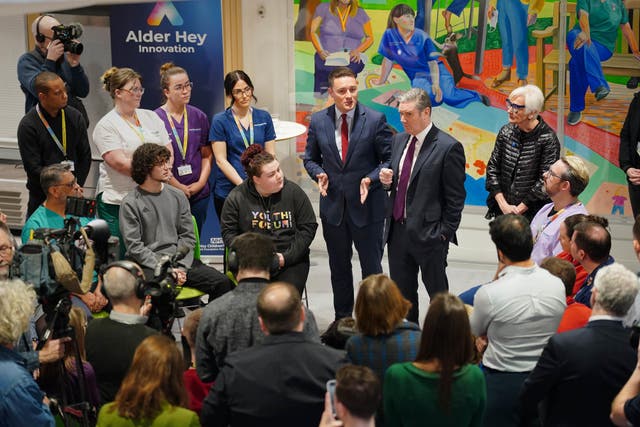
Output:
[485, 116, 560, 216]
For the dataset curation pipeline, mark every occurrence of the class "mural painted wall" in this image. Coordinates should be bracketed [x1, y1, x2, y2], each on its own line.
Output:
[293, 0, 640, 217]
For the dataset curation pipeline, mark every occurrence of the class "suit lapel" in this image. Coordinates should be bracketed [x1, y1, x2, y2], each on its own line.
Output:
[344, 104, 365, 165]
[322, 106, 341, 163]
[409, 125, 439, 186]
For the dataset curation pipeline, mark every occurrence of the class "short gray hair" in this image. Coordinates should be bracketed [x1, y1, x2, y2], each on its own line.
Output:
[103, 263, 142, 302]
[510, 84, 545, 115]
[0, 280, 36, 345]
[397, 88, 432, 111]
[40, 163, 72, 195]
[593, 263, 639, 317]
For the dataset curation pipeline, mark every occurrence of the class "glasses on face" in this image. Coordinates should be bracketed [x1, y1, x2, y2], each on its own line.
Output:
[506, 99, 526, 112]
[173, 81, 193, 92]
[544, 168, 566, 181]
[0, 245, 13, 256]
[232, 87, 253, 97]
[121, 87, 145, 95]
[54, 178, 78, 188]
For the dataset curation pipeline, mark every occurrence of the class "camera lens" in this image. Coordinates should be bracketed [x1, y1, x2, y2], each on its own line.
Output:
[66, 41, 84, 55]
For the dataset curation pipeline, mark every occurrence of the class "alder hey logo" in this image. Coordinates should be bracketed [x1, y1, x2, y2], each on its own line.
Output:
[147, 1, 184, 26]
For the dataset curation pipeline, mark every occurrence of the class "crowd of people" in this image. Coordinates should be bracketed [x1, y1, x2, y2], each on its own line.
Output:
[3, 11, 640, 427]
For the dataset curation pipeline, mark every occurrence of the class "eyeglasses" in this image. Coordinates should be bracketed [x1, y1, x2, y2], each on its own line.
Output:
[232, 87, 253, 97]
[506, 99, 526, 111]
[54, 178, 78, 188]
[544, 168, 566, 181]
[0, 245, 13, 256]
[173, 82, 193, 92]
[121, 87, 145, 95]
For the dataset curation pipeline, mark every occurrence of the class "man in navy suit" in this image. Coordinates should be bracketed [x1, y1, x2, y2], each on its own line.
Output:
[380, 88, 466, 323]
[304, 67, 392, 320]
[521, 263, 639, 427]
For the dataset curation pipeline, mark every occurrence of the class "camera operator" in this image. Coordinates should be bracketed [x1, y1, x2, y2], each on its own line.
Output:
[0, 222, 70, 374]
[0, 279, 55, 426]
[85, 260, 156, 404]
[17, 72, 91, 217]
[120, 143, 232, 302]
[17, 14, 89, 124]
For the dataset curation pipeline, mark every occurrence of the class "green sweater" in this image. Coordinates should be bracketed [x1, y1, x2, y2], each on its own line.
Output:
[383, 362, 486, 427]
[97, 402, 200, 427]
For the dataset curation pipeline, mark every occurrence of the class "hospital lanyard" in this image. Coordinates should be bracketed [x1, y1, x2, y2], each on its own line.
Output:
[119, 111, 145, 142]
[166, 106, 189, 163]
[231, 108, 254, 148]
[36, 104, 66, 157]
[534, 202, 580, 242]
[336, 5, 351, 32]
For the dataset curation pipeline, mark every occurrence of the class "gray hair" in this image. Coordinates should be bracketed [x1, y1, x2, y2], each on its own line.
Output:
[593, 263, 639, 317]
[509, 84, 545, 115]
[103, 263, 142, 302]
[40, 163, 72, 195]
[397, 88, 432, 111]
[0, 280, 36, 345]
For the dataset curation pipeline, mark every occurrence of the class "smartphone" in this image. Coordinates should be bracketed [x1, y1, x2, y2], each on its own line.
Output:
[326, 379, 337, 418]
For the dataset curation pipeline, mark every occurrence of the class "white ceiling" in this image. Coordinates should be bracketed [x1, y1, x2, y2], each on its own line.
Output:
[0, 0, 159, 16]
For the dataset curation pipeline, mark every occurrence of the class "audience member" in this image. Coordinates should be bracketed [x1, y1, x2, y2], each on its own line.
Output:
[485, 85, 560, 221]
[92, 66, 171, 251]
[181, 308, 212, 416]
[624, 215, 640, 327]
[470, 214, 565, 427]
[0, 279, 55, 426]
[346, 274, 420, 382]
[85, 260, 157, 403]
[97, 335, 199, 426]
[17, 15, 89, 121]
[196, 232, 320, 383]
[571, 217, 614, 307]
[540, 256, 592, 333]
[530, 155, 589, 264]
[201, 282, 346, 426]
[556, 213, 590, 295]
[155, 62, 212, 232]
[620, 91, 640, 218]
[379, 87, 466, 323]
[221, 144, 318, 295]
[119, 143, 231, 301]
[318, 365, 380, 427]
[304, 66, 392, 321]
[17, 71, 91, 217]
[38, 306, 100, 411]
[385, 293, 486, 427]
[522, 263, 639, 426]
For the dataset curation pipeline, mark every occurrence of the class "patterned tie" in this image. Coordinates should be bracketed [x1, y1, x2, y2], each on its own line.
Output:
[393, 136, 418, 221]
[341, 113, 348, 163]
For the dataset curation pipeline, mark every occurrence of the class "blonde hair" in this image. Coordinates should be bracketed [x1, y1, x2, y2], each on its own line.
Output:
[0, 280, 36, 345]
[101, 67, 142, 99]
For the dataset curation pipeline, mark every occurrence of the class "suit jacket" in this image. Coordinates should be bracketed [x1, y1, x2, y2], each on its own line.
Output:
[520, 319, 637, 427]
[384, 126, 466, 245]
[201, 332, 347, 427]
[303, 103, 392, 227]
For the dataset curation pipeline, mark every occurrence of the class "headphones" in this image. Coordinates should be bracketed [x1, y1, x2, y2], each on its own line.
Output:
[227, 248, 280, 277]
[35, 14, 53, 44]
[100, 260, 147, 300]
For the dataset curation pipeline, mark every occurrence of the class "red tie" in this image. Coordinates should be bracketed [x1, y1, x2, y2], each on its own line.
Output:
[341, 113, 348, 163]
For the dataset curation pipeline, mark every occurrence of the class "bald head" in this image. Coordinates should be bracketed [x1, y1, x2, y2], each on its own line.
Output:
[103, 263, 143, 303]
[257, 282, 303, 334]
[32, 15, 61, 47]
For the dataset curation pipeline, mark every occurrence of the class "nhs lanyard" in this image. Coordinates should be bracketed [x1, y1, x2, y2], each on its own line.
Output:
[36, 104, 66, 157]
[232, 108, 254, 148]
[166, 106, 189, 162]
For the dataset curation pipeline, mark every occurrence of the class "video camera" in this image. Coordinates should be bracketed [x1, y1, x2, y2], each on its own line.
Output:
[52, 23, 83, 55]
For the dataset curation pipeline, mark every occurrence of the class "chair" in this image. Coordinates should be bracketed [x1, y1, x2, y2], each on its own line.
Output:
[175, 216, 206, 321]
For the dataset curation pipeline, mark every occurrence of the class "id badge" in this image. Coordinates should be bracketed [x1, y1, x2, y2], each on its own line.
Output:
[61, 160, 75, 172]
[177, 164, 193, 176]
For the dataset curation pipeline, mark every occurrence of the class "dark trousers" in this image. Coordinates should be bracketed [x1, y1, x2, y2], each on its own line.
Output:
[190, 196, 210, 234]
[483, 367, 531, 427]
[388, 220, 449, 323]
[628, 181, 640, 219]
[272, 256, 310, 297]
[322, 216, 383, 320]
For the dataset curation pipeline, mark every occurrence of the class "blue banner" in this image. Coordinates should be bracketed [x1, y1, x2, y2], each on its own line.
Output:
[110, 0, 225, 256]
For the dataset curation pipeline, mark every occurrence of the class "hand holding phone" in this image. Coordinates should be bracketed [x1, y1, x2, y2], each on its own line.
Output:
[326, 379, 337, 417]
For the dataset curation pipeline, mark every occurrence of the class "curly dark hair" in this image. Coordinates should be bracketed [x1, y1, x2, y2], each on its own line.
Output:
[240, 144, 275, 179]
[131, 143, 171, 185]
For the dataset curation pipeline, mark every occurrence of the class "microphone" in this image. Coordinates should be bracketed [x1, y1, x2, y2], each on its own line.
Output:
[154, 254, 171, 278]
[172, 245, 190, 264]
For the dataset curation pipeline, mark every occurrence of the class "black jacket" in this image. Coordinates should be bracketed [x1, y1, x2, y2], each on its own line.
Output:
[485, 116, 559, 216]
[620, 91, 640, 174]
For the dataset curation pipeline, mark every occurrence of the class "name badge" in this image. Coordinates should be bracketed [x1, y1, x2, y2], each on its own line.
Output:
[61, 160, 75, 171]
[177, 164, 193, 176]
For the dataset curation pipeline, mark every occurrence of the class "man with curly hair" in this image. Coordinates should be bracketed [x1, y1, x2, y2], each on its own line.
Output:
[120, 143, 231, 303]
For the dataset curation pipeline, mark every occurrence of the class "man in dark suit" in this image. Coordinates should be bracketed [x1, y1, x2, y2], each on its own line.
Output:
[379, 88, 466, 323]
[201, 282, 346, 427]
[304, 67, 392, 320]
[521, 262, 639, 427]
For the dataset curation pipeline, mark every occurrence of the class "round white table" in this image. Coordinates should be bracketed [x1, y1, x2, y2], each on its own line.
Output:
[274, 120, 307, 141]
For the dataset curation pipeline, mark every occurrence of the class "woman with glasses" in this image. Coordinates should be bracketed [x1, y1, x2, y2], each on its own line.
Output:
[209, 70, 276, 223]
[92, 67, 171, 253]
[485, 84, 560, 221]
[155, 62, 211, 233]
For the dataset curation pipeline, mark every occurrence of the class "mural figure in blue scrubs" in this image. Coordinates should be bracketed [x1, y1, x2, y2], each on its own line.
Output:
[373, 4, 490, 109]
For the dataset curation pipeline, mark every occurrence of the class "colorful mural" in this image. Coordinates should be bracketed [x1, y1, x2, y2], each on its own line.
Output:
[293, 0, 639, 217]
